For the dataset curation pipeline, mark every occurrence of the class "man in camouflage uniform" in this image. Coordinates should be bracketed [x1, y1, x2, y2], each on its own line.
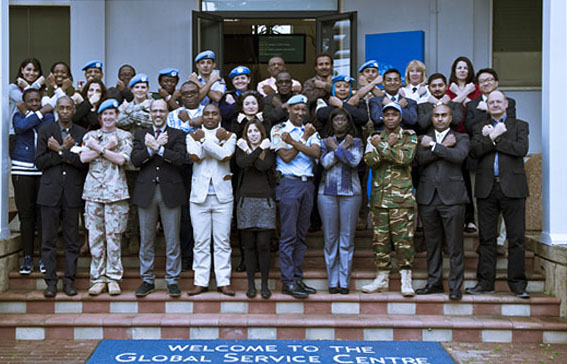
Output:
[361, 102, 417, 297]
[80, 99, 133, 296]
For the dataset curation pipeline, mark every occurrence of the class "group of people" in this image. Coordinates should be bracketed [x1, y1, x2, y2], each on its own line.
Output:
[8, 50, 530, 302]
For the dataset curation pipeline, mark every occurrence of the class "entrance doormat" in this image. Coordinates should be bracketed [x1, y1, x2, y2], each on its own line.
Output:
[87, 339, 455, 363]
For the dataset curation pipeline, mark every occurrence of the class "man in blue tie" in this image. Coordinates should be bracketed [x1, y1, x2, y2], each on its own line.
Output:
[466, 90, 530, 299]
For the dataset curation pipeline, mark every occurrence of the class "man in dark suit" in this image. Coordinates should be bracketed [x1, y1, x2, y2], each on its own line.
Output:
[466, 90, 530, 299]
[131, 99, 186, 297]
[35, 96, 88, 297]
[415, 104, 469, 300]
[465, 69, 516, 135]
[417, 73, 464, 134]
[369, 68, 418, 131]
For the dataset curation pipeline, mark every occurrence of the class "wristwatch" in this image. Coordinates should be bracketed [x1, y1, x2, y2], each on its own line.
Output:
[58, 150, 63, 156]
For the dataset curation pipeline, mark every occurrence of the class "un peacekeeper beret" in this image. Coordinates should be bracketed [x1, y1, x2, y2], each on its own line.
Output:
[128, 73, 150, 88]
[332, 75, 354, 84]
[288, 94, 308, 105]
[195, 50, 215, 62]
[82, 60, 103, 71]
[229, 66, 251, 79]
[159, 68, 179, 78]
[382, 102, 402, 114]
[98, 98, 120, 114]
[358, 60, 379, 73]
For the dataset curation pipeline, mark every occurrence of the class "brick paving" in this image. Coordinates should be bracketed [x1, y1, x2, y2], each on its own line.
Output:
[0, 341, 566, 363]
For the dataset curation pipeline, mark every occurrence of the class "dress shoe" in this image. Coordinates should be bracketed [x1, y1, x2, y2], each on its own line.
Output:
[108, 281, 121, 296]
[297, 280, 317, 294]
[217, 285, 236, 296]
[43, 285, 57, 298]
[282, 284, 309, 299]
[235, 261, 246, 273]
[261, 286, 272, 299]
[415, 284, 444, 295]
[135, 282, 155, 297]
[167, 284, 181, 297]
[465, 284, 495, 295]
[449, 290, 463, 301]
[328, 287, 339, 294]
[88, 282, 106, 296]
[63, 284, 78, 296]
[339, 288, 349, 295]
[464, 222, 477, 233]
[246, 287, 257, 298]
[187, 285, 208, 296]
[181, 258, 193, 272]
[513, 290, 530, 299]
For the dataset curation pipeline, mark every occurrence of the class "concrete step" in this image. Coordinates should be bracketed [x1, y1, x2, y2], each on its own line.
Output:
[0, 290, 560, 318]
[8, 267, 547, 293]
[0, 312, 565, 343]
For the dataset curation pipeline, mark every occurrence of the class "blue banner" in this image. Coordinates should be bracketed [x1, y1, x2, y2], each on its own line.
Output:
[88, 339, 455, 363]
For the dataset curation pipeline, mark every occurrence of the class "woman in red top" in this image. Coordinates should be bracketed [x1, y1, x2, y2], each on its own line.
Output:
[446, 56, 479, 233]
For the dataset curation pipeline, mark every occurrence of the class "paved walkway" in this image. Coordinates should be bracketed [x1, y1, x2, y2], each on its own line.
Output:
[1, 341, 566, 363]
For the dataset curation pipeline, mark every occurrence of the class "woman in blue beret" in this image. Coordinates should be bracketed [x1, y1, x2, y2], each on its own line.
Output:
[220, 66, 252, 130]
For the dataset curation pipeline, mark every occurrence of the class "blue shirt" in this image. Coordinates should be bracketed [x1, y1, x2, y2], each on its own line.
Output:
[270, 120, 320, 177]
[166, 105, 203, 134]
[319, 136, 363, 196]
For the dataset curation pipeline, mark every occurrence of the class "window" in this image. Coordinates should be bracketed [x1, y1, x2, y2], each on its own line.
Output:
[492, 0, 542, 88]
[202, 0, 337, 12]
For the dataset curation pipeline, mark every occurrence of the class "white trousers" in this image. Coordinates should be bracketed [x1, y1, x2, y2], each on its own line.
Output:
[190, 194, 233, 287]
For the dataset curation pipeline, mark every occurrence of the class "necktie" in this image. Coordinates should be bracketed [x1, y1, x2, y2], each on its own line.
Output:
[155, 129, 161, 139]
[391, 96, 396, 102]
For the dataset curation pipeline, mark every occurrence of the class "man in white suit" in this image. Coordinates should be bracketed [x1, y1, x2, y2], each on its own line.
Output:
[186, 104, 237, 296]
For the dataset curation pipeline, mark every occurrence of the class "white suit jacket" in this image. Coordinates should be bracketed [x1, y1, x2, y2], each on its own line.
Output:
[186, 126, 236, 204]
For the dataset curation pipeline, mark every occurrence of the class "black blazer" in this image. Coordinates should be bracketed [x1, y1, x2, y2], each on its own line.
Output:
[470, 116, 529, 199]
[35, 122, 88, 208]
[465, 97, 516, 135]
[416, 130, 470, 205]
[131, 126, 186, 208]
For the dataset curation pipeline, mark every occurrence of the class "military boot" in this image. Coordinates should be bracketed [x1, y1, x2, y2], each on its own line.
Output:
[400, 269, 415, 297]
[361, 270, 389, 293]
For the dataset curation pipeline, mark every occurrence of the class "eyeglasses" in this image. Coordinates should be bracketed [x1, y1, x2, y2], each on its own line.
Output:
[478, 78, 495, 84]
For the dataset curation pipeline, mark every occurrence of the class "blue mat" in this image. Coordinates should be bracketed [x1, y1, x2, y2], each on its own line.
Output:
[87, 339, 455, 363]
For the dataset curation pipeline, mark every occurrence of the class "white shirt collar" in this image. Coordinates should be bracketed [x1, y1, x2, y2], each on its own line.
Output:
[435, 128, 450, 143]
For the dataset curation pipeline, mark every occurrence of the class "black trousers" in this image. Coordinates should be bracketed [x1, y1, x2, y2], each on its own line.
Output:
[476, 181, 527, 292]
[12, 175, 42, 257]
[419, 193, 465, 292]
[40, 195, 81, 287]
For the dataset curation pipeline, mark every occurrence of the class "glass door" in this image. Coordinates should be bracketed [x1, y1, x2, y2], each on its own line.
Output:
[316, 12, 357, 77]
[192, 11, 224, 72]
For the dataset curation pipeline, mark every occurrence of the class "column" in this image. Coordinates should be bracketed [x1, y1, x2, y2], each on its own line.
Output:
[541, 0, 567, 245]
[0, 0, 10, 239]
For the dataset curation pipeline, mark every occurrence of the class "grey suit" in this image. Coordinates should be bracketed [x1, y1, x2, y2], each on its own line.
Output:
[416, 130, 470, 292]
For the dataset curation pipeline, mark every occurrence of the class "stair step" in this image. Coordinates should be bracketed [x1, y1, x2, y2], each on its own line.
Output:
[0, 313, 565, 343]
[0, 290, 559, 317]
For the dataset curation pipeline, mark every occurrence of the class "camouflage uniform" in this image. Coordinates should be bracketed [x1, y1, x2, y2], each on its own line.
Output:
[364, 127, 417, 271]
[116, 100, 152, 248]
[82, 128, 133, 283]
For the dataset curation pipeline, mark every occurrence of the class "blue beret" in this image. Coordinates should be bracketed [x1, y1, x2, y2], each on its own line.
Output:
[159, 68, 179, 78]
[332, 75, 354, 84]
[287, 94, 308, 106]
[97, 98, 120, 114]
[358, 60, 379, 73]
[382, 102, 402, 114]
[128, 73, 150, 88]
[195, 50, 215, 62]
[82, 60, 103, 71]
[228, 66, 251, 79]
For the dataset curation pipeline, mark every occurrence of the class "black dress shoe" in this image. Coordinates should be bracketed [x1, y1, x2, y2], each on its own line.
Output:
[449, 290, 462, 300]
[261, 287, 272, 299]
[282, 284, 309, 299]
[339, 288, 349, 295]
[513, 290, 530, 299]
[135, 282, 155, 297]
[297, 280, 317, 294]
[246, 287, 257, 298]
[167, 284, 181, 297]
[44, 285, 57, 298]
[328, 287, 339, 294]
[465, 284, 495, 295]
[415, 284, 444, 295]
[63, 284, 78, 296]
